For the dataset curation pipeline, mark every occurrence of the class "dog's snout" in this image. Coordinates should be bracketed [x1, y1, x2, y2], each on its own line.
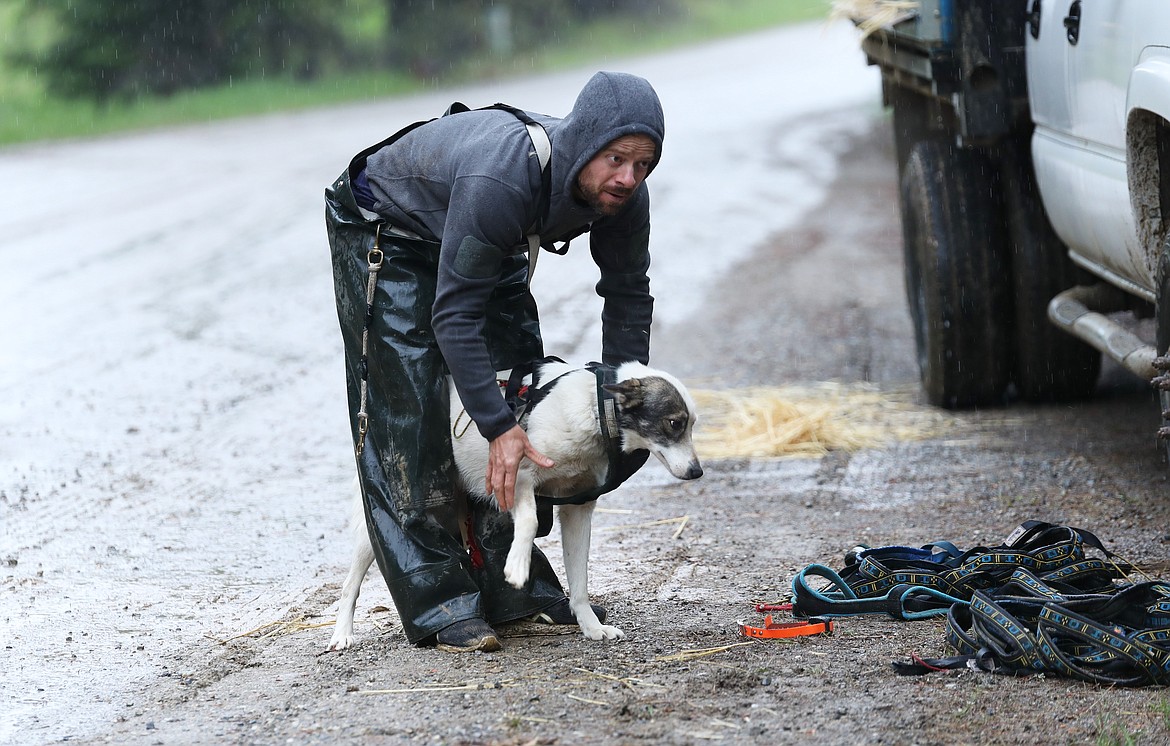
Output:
[684, 462, 703, 480]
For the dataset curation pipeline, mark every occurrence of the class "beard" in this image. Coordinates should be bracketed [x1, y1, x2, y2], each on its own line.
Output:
[575, 182, 633, 216]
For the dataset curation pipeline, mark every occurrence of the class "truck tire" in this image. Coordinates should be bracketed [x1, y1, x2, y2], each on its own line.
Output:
[999, 136, 1101, 401]
[889, 84, 941, 181]
[900, 139, 1013, 409]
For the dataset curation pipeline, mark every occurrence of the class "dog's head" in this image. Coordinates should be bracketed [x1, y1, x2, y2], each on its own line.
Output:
[604, 364, 703, 481]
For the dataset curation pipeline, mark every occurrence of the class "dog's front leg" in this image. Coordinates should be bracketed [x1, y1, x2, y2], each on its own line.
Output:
[502, 472, 538, 589]
[558, 502, 624, 640]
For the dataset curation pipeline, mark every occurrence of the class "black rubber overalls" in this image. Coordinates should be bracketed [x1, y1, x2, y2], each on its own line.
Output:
[324, 120, 567, 645]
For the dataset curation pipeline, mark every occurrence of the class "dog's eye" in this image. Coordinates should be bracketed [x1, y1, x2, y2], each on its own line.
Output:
[667, 419, 683, 432]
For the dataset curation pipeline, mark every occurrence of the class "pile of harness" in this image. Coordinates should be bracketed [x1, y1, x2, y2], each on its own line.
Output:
[790, 520, 1170, 686]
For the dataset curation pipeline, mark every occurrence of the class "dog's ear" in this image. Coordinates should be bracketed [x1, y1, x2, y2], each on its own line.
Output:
[603, 379, 644, 410]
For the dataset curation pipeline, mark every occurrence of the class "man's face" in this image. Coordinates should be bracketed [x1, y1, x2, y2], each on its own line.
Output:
[574, 134, 657, 216]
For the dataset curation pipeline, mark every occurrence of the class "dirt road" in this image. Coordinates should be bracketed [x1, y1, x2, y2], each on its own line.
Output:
[5, 21, 1170, 746]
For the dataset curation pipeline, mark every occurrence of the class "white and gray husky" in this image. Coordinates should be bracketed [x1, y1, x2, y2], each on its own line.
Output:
[328, 359, 702, 649]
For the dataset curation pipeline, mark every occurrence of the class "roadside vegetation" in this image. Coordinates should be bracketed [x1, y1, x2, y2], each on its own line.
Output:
[0, 0, 828, 146]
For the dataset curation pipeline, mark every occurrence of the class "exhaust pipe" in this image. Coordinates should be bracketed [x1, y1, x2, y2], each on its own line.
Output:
[1047, 284, 1158, 380]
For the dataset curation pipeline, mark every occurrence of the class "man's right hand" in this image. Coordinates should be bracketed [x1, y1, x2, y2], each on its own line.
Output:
[485, 425, 555, 511]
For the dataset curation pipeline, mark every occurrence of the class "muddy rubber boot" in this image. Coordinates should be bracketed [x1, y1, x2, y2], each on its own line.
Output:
[435, 618, 502, 653]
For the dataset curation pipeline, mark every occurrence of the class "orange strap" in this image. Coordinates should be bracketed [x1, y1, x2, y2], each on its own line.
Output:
[739, 614, 834, 639]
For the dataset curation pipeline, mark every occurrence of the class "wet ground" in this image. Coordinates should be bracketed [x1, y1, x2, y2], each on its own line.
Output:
[83, 118, 1170, 746]
[4, 20, 1170, 746]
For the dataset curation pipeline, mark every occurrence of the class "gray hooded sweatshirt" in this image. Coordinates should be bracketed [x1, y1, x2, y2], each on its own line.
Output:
[362, 71, 666, 441]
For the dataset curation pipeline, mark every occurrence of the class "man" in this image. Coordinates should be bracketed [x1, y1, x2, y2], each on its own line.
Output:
[325, 71, 664, 652]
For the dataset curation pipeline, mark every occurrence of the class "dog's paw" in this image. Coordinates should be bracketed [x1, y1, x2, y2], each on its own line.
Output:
[327, 631, 355, 651]
[580, 623, 625, 641]
[503, 551, 531, 590]
[581, 624, 625, 641]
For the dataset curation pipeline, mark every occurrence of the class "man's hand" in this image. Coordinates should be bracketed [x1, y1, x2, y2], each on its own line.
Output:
[486, 424, 554, 511]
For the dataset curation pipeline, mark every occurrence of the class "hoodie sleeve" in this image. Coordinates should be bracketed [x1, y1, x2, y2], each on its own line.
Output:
[432, 173, 535, 441]
[589, 186, 654, 365]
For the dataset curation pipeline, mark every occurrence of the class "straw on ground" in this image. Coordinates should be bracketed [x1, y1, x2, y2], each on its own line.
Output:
[690, 382, 951, 460]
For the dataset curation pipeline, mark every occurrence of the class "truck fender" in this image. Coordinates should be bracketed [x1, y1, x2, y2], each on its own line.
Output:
[1127, 47, 1170, 123]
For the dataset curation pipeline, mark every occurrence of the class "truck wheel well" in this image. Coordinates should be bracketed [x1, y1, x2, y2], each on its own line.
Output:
[1126, 110, 1170, 283]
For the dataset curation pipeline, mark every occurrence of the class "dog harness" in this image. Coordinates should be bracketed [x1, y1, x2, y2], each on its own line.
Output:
[792, 521, 1124, 620]
[499, 356, 631, 506]
[896, 570, 1170, 686]
[791, 520, 1170, 686]
[494, 356, 649, 537]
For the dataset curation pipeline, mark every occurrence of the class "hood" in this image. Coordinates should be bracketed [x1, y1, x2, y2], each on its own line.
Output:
[557, 71, 665, 183]
[542, 71, 665, 232]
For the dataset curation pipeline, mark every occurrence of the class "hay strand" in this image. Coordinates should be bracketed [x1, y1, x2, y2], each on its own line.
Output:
[217, 616, 332, 644]
[358, 680, 520, 694]
[655, 641, 759, 662]
[566, 693, 611, 706]
[600, 515, 690, 533]
[573, 667, 667, 691]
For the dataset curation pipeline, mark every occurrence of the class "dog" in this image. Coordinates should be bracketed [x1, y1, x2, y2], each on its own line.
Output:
[328, 358, 702, 649]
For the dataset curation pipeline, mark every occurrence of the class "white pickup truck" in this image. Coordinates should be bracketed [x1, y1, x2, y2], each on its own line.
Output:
[853, 0, 1170, 455]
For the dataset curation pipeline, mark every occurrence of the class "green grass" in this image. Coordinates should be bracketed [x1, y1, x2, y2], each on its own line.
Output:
[0, 0, 831, 147]
[1094, 699, 1170, 746]
[1094, 714, 1140, 746]
[0, 69, 421, 145]
[1159, 697, 1170, 727]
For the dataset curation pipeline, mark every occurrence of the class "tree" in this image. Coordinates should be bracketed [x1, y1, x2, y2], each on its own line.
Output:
[381, 0, 577, 78]
[15, 0, 342, 101]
